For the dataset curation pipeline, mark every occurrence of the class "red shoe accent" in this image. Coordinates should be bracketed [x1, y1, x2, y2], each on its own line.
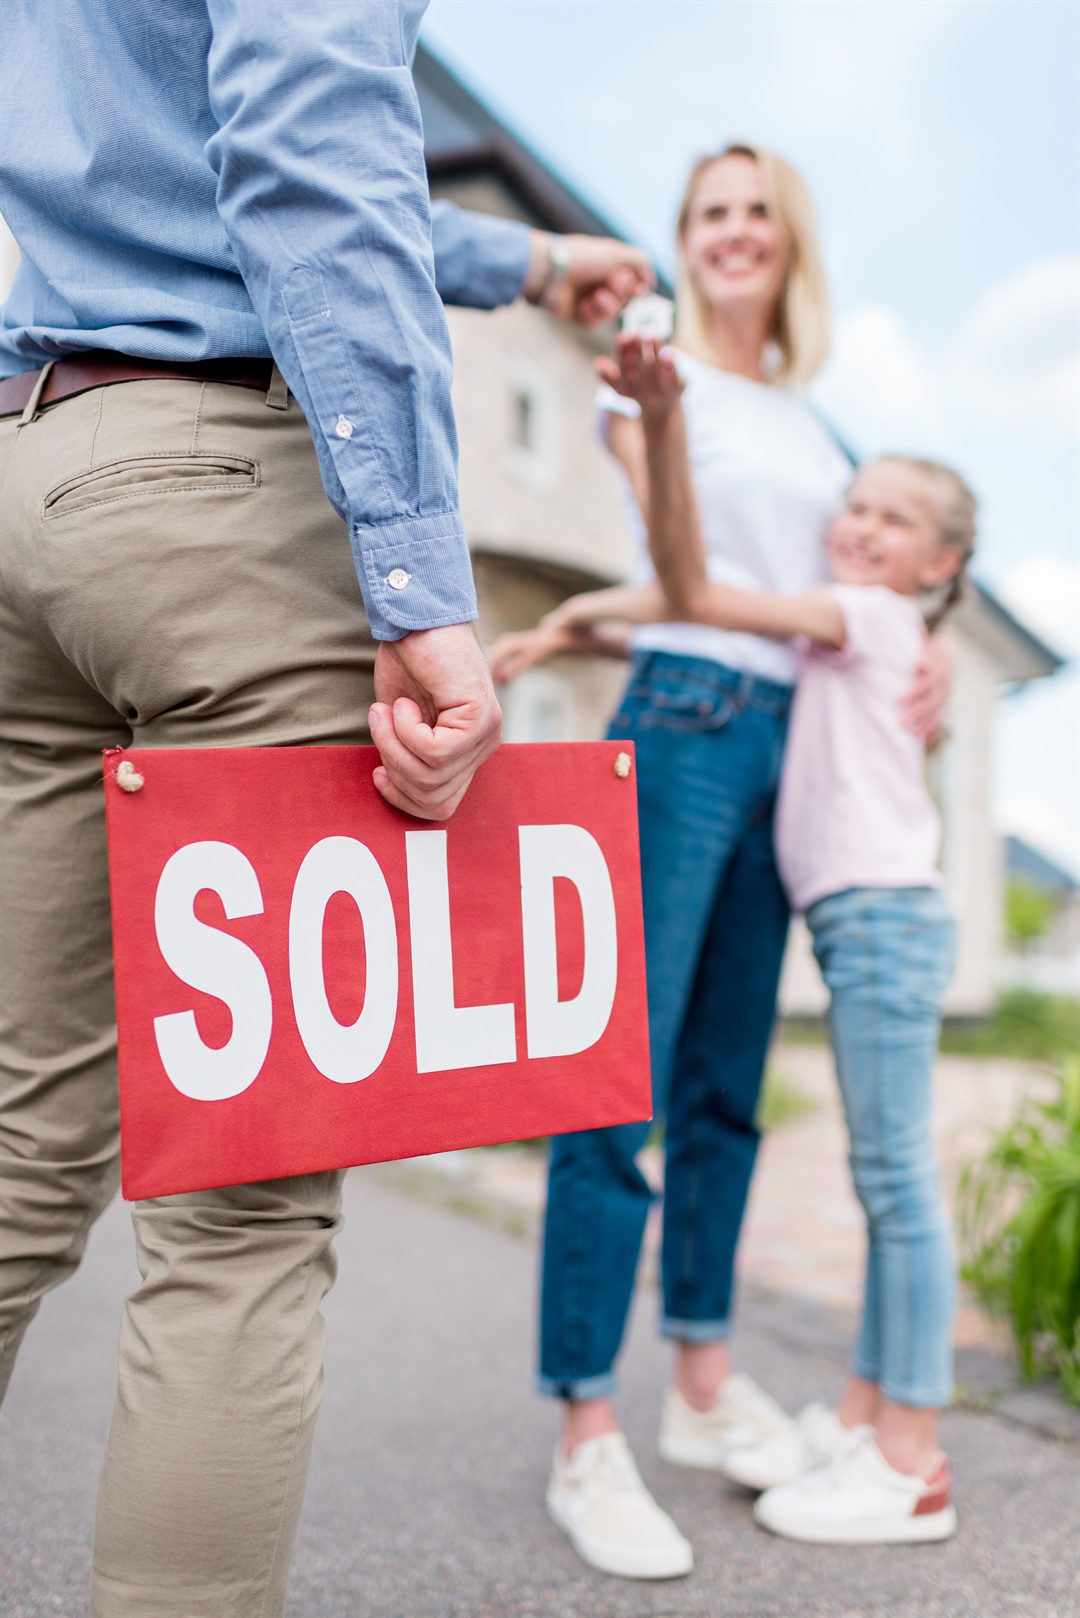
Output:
[914, 1455, 952, 1516]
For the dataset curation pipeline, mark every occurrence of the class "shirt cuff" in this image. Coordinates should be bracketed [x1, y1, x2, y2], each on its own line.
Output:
[469, 214, 532, 308]
[436, 210, 532, 309]
[352, 511, 479, 641]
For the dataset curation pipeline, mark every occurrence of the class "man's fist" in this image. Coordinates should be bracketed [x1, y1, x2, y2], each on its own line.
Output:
[370, 625, 502, 820]
[525, 233, 654, 327]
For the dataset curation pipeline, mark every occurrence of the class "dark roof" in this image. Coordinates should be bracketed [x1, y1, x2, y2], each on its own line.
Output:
[1005, 835, 1079, 894]
[415, 42, 673, 293]
[968, 579, 1065, 678]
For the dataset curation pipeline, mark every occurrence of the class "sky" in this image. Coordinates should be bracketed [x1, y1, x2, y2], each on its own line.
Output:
[424, 0, 1080, 874]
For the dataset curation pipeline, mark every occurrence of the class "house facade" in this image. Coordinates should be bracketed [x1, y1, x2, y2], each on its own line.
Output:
[416, 43, 1062, 1018]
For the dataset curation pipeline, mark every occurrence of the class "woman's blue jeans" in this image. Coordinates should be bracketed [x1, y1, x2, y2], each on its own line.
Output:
[809, 886, 956, 1408]
[539, 653, 792, 1398]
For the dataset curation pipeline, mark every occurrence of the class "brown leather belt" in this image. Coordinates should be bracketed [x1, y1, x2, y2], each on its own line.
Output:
[0, 351, 276, 417]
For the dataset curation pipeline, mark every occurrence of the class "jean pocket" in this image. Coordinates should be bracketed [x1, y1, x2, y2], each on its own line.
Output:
[633, 681, 739, 733]
[43, 452, 259, 518]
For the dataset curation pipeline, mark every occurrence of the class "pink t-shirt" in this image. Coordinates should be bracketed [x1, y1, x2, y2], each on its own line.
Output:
[774, 584, 943, 914]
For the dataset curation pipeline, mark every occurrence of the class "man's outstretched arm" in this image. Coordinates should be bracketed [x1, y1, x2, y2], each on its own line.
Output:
[430, 201, 653, 323]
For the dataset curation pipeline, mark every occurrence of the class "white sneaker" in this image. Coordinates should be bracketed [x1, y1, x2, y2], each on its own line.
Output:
[754, 1432, 957, 1545]
[722, 1403, 858, 1492]
[658, 1374, 794, 1474]
[546, 1432, 694, 1580]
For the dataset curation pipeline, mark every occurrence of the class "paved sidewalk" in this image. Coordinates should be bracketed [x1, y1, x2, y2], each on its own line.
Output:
[402, 1043, 1059, 1358]
[3, 1168, 1078, 1618]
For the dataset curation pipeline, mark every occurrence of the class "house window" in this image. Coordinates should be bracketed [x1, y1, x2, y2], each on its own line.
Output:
[512, 386, 536, 453]
[499, 667, 572, 743]
[505, 356, 556, 486]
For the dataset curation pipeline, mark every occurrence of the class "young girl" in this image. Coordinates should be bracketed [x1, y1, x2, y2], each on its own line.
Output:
[492, 338, 974, 1547]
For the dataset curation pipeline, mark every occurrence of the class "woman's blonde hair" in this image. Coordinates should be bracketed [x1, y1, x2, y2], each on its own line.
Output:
[673, 143, 830, 388]
[876, 455, 979, 628]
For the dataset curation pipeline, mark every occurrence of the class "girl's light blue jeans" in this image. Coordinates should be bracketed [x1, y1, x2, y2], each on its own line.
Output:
[808, 885, 957, 1408]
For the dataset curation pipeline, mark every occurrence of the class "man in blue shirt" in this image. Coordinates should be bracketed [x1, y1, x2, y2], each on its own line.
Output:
[0, 3, 649, 1611]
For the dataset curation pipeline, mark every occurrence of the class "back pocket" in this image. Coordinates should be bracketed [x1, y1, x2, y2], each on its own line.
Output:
[44, 452, 258, 518]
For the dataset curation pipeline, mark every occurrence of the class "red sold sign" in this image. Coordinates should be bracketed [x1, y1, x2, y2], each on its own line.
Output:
[104, 743, 651, 1199]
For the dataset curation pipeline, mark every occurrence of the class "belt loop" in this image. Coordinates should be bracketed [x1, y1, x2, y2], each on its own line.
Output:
[265, 364, 289, 411]
[17, 361, 55, 427]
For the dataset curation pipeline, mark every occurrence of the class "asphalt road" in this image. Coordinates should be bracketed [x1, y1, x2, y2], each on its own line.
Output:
[3, 1169, 1078, 1618]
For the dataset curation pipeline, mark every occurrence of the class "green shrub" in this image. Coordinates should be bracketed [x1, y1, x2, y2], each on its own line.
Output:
[1005, 877, 1058, 950]
[958, 1057, 1080, 1402]
[941, 989, 1080, 1063]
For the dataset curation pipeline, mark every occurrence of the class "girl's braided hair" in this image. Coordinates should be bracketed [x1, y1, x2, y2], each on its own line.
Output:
[877, 456, 978, 630]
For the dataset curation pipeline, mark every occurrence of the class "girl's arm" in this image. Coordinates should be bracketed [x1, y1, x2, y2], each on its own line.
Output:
[691, 581, 845, 647]
[544, 575, 846, 648]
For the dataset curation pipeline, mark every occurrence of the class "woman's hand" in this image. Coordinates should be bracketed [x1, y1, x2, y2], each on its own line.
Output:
[596, 333, 685, 420]
[901, 632, 954, 745]
[488, 624, 575, 685]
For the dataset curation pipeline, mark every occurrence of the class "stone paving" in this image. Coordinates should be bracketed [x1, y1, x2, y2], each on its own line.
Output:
[399, 1041, 1054, 1358]
[6, 1166, 1077, 1618]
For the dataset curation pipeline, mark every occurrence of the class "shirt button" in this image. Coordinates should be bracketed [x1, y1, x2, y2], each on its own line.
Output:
[335, 414, 355, 440]
[386, 568, 411, 591]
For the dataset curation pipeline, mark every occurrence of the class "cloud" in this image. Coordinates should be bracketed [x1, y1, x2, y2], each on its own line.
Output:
[814, 305, 948, 455]
[581, 92, 632, 132]
[999, 553, 1080, 660]
[999, 788, 1080, 879]
[813, 254, 1080, 456]
[751, 0, 972, 158]
[946, 256, 1080, 440]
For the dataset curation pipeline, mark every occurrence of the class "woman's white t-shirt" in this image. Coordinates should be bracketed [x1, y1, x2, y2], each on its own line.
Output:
[598, 350, 853, 685]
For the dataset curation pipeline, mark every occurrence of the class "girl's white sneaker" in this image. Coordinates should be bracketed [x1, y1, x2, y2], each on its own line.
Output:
[546, 1432, 694, 1580]
[754, 1433, 957, 1545]
[658, 1374, 795, 1473]
[722, 1403, 858, 1492]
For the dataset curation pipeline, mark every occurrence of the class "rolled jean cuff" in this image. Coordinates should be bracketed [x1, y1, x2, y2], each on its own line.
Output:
[852, 1351, 881, 1386]
[879, 1377, 953, 1409]
[660, 1315, 730, 1344]
[535, 1370, 617, 1401]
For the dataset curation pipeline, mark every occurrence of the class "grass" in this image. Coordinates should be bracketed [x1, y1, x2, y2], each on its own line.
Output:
[783, 991, 1080, 1066]
[940, 990, 1080, 1064]
[757, 1066, 817, 1130]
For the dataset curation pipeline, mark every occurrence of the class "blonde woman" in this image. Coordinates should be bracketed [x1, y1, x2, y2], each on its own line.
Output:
[492, 145, 948, 1580]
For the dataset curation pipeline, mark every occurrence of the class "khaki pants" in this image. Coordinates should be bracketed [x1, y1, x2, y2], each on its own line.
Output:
[0, 376, 378, 1616]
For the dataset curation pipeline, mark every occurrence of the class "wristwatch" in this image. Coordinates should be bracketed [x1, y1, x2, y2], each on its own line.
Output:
[537, 237, 571, 309]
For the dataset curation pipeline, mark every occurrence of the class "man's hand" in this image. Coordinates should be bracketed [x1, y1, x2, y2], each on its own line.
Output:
[525, 233, 654, 327]
[370, 625, 501, 820]
[595, 333, 685, 419]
